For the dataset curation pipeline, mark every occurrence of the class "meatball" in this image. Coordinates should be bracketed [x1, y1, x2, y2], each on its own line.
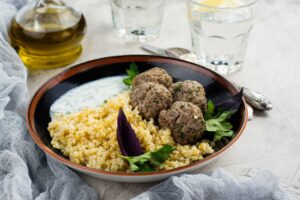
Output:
[159, 101, 205, 145]
[172, 80, 207, 113]
[130, 82, 172, 120]
[132, 67, 173, 89]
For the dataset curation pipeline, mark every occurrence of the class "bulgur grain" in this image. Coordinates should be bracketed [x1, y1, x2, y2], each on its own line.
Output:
[48, 91, 214, 172]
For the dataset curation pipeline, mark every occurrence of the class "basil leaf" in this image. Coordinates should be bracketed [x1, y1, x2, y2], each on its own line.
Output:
[214, 89, 243, 111]
[117, 109, 144, 157]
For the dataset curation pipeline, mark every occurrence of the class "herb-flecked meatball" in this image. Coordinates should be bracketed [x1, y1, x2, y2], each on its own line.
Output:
[172, 80, 207, 113]
[130, 82, 172, 120]
[132, 67, 173, 89]
[159, 101, 205, 145]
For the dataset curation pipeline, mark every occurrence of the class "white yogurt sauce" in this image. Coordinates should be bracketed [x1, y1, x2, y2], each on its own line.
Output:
[50, 75, 127, 117]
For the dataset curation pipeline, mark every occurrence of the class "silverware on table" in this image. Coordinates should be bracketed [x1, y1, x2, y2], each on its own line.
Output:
[141, 44, 272, 112]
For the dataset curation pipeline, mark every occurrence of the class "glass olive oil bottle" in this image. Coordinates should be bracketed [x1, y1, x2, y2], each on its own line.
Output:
[10, 0, 87, 70]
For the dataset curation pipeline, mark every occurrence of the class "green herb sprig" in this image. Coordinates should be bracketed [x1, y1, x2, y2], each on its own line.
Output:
[205, 100, 236, 142]
[120, 145, 175, 172]
[123, 62, 139, 86]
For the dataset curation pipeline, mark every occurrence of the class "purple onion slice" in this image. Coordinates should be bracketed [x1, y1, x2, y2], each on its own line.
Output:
[215, 89, 243, 111]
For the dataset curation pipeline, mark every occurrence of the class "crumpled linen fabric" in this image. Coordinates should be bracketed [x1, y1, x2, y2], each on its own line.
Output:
[133, 168, 294, 200]
[0, 0, 98, 199]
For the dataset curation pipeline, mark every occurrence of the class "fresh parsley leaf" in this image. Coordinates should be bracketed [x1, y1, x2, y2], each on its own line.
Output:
[215, 111, 234, 122]
[214, 130, 234, 142]
[206, 113, 234, 131]
[120, 153, 151, 172]
[204, 100, 215, 120]
[138, 162, 155, 172]
[149, 145, 175, 166]
[205, 100, 236, 142]
[120, 145, 175, 172]
[123, 62, 139, 86]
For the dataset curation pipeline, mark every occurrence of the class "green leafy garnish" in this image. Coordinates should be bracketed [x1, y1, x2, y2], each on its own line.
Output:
[204, 100, 215, 120]
[123, 62, 139, 86]
[120, 145, 175, 172]
[205, 100, 236, 142]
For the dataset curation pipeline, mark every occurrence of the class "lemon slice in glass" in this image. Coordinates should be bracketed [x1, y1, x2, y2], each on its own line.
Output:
[200, 0, 226, 7]
[188, 0, 241, 19]
[200, 0, 239, 8]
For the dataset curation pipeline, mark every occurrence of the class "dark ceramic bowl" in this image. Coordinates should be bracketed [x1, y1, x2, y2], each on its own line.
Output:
[26, 55, 248, 182]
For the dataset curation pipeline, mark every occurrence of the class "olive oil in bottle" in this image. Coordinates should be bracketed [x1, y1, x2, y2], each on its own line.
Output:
[10, 0, 87, 70]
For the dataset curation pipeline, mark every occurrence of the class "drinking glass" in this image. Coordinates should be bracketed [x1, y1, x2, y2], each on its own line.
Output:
[187, 0, 257, 74]
[110, 0, 165, 42]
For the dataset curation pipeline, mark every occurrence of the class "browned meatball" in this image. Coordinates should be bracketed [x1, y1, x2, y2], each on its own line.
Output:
[130, 82, 172, 120]
[172, 80, 207, 113]
[132, 67, 173, 89]
[159, 101, 205, 145]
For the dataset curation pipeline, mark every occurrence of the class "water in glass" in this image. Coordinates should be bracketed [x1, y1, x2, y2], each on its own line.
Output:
[110, 0, 165, 42]
[187, 0, 256, 74]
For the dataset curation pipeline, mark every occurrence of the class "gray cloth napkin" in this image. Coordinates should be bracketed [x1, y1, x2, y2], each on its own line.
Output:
[0, 0, 98, 200]
[132, 168, 294, 200]
[0, 1, 295, 200]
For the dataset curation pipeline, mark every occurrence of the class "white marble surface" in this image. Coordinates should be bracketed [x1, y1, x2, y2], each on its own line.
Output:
[27, 0, 300, 199]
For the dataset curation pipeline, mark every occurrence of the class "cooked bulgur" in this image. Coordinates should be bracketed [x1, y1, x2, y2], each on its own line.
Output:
[48, 91, 214, 172]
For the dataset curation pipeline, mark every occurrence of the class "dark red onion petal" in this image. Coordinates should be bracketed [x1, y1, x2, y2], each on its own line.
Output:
[215, 89, 243, 111]
[117, 109, 144, 156]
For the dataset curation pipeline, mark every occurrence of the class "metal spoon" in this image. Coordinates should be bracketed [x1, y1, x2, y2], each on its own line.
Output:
[141, 44, 273, 111]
